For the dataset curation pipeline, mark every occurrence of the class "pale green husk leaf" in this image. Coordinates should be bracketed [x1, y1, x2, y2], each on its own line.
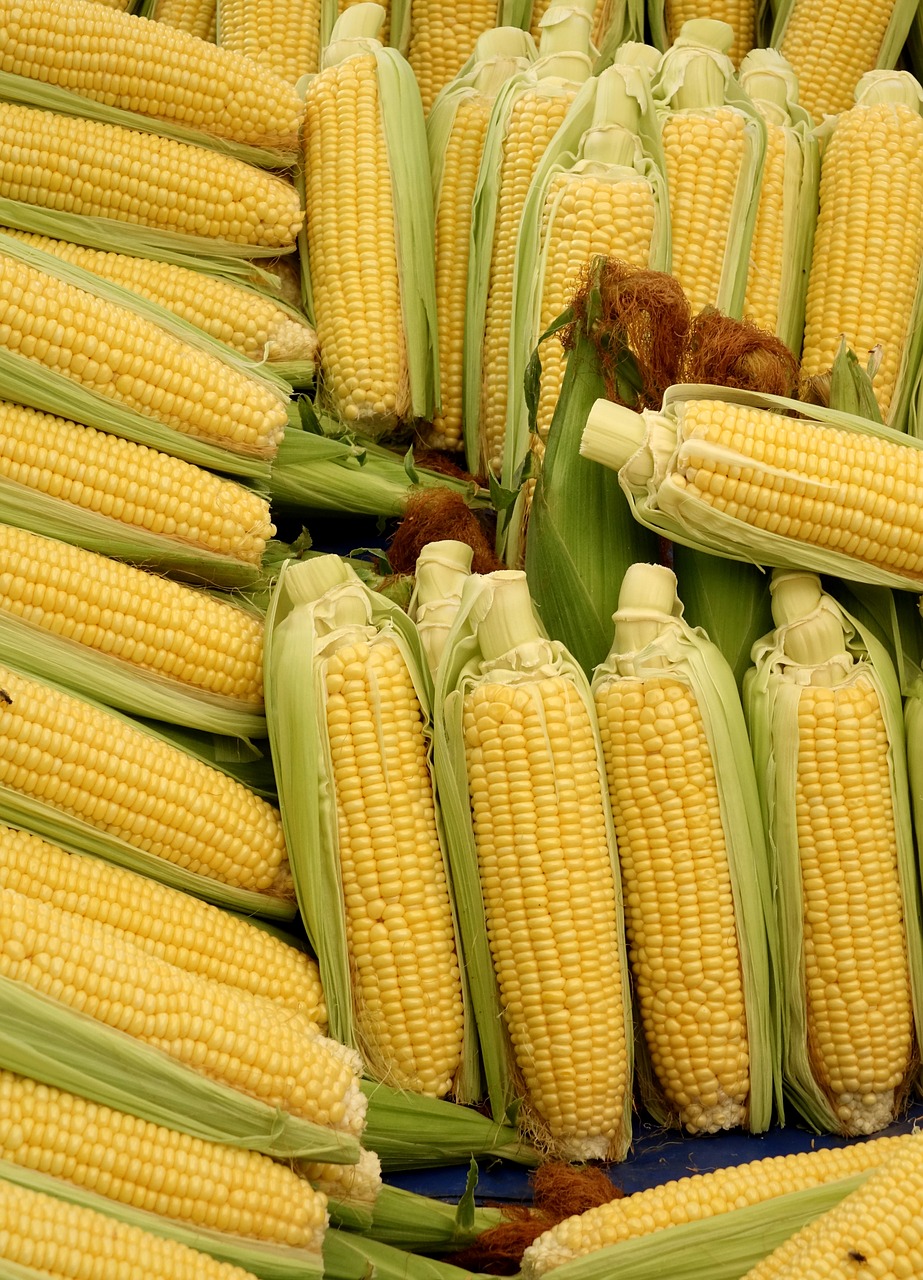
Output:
[359, 1181, 504, 1253]
[324, 1231, 481, 1280]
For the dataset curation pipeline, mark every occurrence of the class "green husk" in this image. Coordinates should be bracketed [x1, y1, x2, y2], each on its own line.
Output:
[537, 1170, 874, 1280]
[324, 1231, 482, 1280]
[769, 0, 918, 84]
[433, 571, 634, 1158]
[580, 383, 923, 592]
[0, 1161, 322, 1280]
[359, 1178, 504, 1253]
[592, 562, 780, 1132]
[669, 546, 772, 690]
[360, 1078, 539, 1170]
[408, 540, 475, 677]
[0, 974, 359, 1162]
[263, 555, 480, 1102]
[743, 572, 923, 1134]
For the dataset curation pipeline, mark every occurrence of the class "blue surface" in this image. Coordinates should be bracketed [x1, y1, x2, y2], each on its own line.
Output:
[386, 1103, 923, 1203]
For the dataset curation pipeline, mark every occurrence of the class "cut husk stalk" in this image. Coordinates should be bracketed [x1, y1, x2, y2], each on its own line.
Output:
[579, 383, 923, 592]
[0, 1160, 323, 1280]
[743, 572, 923, 1134]
[407, 539, 474, 677]
[592, 561, 780, 1132]
[263, 555, 479, 1102]
[0, 974, 360, 1162]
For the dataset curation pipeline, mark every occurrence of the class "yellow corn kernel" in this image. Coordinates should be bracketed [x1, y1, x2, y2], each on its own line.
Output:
[303, 54, 408, 427]
[406, 0, 499, 115]
[0, 1070, 327, 1247]
[0, 101, 303, 248]
[0, 823, 325, 1020]
[801, 100, 923, 420]
[0, 664, 289, 895]
[664, 0, 756, 65]
[0, 887, 364, 1133]
[779, 0, 896, 121]
[0, 401, 272, 567]
[218, 0, 322, 83]
[595, 675, 749, 1133]
[0, 250, 288, 458]
[463, 675, 628, 1159]
[324, 635, 464, 1097]
[149, 0, 217, 41]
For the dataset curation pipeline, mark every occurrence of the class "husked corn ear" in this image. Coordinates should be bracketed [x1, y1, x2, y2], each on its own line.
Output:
[741, 118, 788, 332]
[776, 0, 900, 121]
[663, 0, 755, 64]
[0, 0, 303, 151]
[0, 1175, 259, 1280]
[0, 665, 289, 895]
[0, 401, 272, 567]
[0, 525, 264, 702]
[4, 229, 317, 364]
[0, 102, 303, 248]
[520, 1133, 913, 1276]
[0, 887, 365, 1132]
[149, 0, 218, 40]
[406, 0, 499, 114]
[218, 0, 323, 84]
[0, 824, 325, 1019]
[0, 247, 288, 458]
[801, 79, 923, 423]
[0, 1070, 327, 1247]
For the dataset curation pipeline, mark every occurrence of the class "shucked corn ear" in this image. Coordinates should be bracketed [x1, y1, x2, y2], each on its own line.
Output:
[0, 0, 303, 155]
[593, 562, 778, 1134]
[769, 0, 918, 122]
[216, 0, 323, 85]
[738, 49, 819, 354]
[424, 27, 536, 452]
[520, 1132, 914, 1277]
[800, 72, 923, 432]
[744, 571, 923, 1135]
[302, 4, 438, 433]
[393, 0, 504, 115]
[264, 555, 471, 1101]
[0, 885, 365, 1133]
[652, 20, 766, 317]
[464, 0, 596, 475]
[579, 385, 923, 593]
[145, 0, 218, 41]
[433, 570, 633, 1158]
[0, 823, 325, 1020]
[650, 0, 756, 66]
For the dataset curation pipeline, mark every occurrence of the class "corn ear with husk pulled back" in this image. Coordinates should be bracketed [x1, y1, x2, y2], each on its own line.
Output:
[651, 20, 767, 318]
[263, 555, 476, 1102]
[593, 561, 779, 1134]
[433, 570, 633, 1159]
[744, 571, 923, 1135]
[580, 383, 923, 592]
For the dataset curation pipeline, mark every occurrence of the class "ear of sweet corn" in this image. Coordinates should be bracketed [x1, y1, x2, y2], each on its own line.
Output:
[464, 0, 597, 476]
[769, 0, 918, 122]
[391, 0, 504, 114]
[652, 20, 767, 317]
[800, 71, 923, 433]
[423, 27, 536, 452]
[592, 562, 779, 1134]
[217, 0, 323, 84]
[649, 0, 757, 65]
[738, 49, 819, 354]
[263, 555, 475, 1103]
[743, 571, 923, 1135]
[579, 384, 923, 592]
[143, 0, 218, 41]
[302, 4, 439, 434]
[433, 570, 633, 1159]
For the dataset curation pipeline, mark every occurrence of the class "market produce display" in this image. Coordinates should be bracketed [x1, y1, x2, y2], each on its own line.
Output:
[3, 0, 923, 1276]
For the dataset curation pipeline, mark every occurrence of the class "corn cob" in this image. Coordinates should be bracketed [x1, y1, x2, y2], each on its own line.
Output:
[0, 1069, 327, 1246]
[579, 386, 923, 593]
[3, 228, 317, 365]
[800, 71, 923, 430]
[770, 0, 918, 122]
[147, 0, 218, 40]
[302, 4, 438, 433]
[521, 1135, 914, 1276]
[424, 27, 536, 452]
[397, 0, 501, 114]
[738, 49, 819, 353]
[0, 823, 324, 1019]
[0, 1173, 261, 1280]
[0, 663, 290, 898]
[741, 1132, 923, 1279]
[0, 102, 303, 248]
[0, 886, 364, 1132]
[0, 0, 302, 152]
[652, 19, 767, 316]
[465, 0, 595, 475]
[217, 0, 323, 83]
[434, 571, 633, 1158]
[264, 556, 469, 1100]
[744, 572, 923, 1135]
[0, 236, 289, 459]
[593, 562, 777, 1134]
